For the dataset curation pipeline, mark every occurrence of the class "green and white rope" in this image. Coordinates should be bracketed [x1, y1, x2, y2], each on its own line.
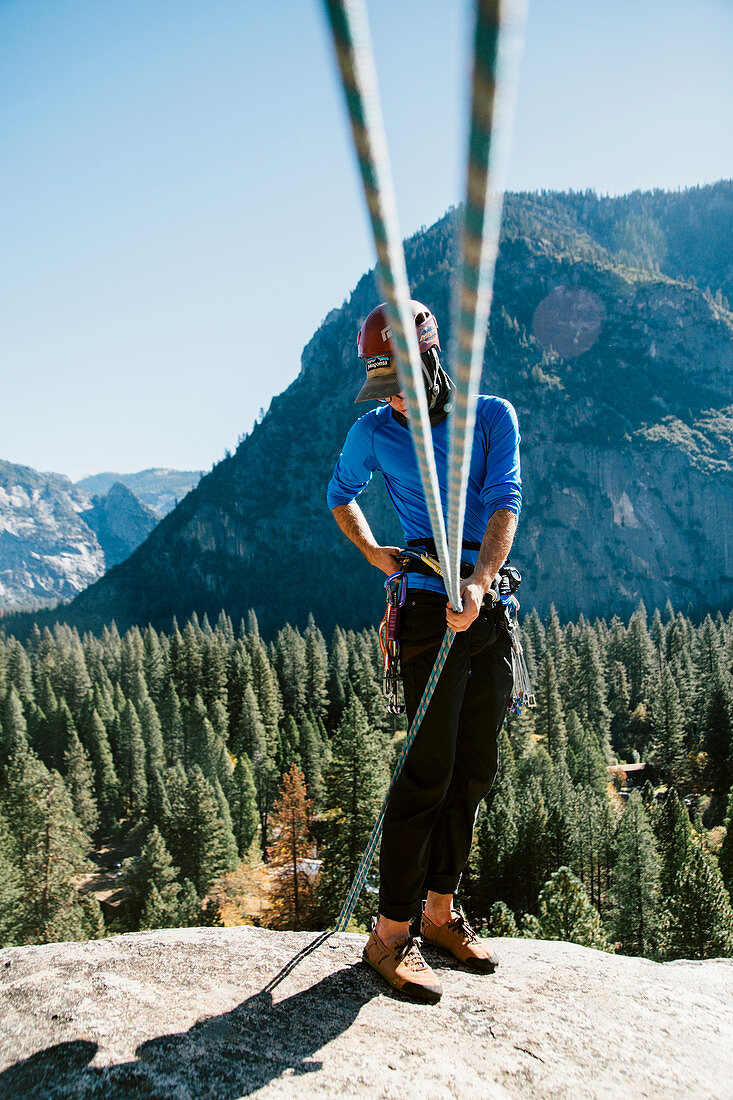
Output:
[333, 627, 455, 932]
[323, 0, 461, 613]
[446, 0, 528, 585]
[323, 0, 526, 934]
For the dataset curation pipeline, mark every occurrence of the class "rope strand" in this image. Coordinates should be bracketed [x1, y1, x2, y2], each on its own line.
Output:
[323, 0, 460, 611]
[321, 0, 527, 938]
[446, 0, 528, 586]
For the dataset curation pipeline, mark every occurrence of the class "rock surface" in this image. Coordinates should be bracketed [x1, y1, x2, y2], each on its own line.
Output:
[0, 464, 204, 611]
[0, 461, 161, 610]
[1, 927, 732, 1099]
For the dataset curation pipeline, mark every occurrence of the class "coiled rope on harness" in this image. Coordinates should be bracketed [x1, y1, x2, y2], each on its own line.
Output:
[323, 0, 528, 936]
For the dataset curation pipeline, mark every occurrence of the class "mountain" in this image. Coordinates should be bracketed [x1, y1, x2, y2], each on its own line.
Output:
[77, 468, 203, 517]
[0, 463, 158, 610]
[6, 182, 733, 637]
[80, 483, 158, 568]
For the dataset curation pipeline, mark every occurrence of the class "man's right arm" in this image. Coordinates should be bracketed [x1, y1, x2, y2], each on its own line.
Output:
[331, 502, 402, 576]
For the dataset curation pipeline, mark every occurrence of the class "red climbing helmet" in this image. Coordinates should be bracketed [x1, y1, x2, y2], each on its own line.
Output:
[354, 300, 441, 403]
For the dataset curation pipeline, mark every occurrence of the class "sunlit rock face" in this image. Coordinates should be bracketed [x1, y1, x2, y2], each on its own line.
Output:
[0, 462, 158, 610]
[1, 928, 732, 1099]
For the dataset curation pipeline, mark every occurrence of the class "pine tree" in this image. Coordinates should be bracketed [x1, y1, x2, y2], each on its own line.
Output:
[277, 714, 301, 774]
[569, 713, 609, 798]
[625, 607, 655, 707]
[572, 786, 609, 908]
[249, 640, 282, 750]
[607, 659, 631, 758]
[475, 736, 521, 915]
[118, 699, 148, 816]
[611, 791, 662, 956]
[139, 883, 169, 930]
[5, 639, 34, 703]
[299, 712, 325, 805]
[180, 620, 204, 701]
[177, 878, 202, 926]
[274, 624, 308, 720]
[0, 687, 29, 768]
[59, 634, 93, 711]
[122, 825, 181, 931]
[318, 693, 390, 925]
[142, 626, 167, 703]
[159, 679, 185, 764]
[229, 754, 259, 856]
[84, 709, 120, 826]
[537, 866, 610, 950]
[535, 652, 568, 761]
[200, 634, 228, 708]
[178, 767, 239, 896]
[305, 620, 329, 722]
[212, 776, 240, 871]
[147, 764, 172, 832]
[267, 763, 313, 929]
[663, 846, 733, 960]
[513, 777, 551, 913]
[487, 900, 518, 937]
[719, 785, 733, 898]
[1, 749, 99, 944]
[233, 685, 276, 852]
[650, 664, 689, 790]
[544, 605, 566, 667]
[701, 665, 733, 816]
[576, 626, 612, 752]
[138, 693, 165, 779]
[655, 790, 695, 902]
[0, 810, 22, 947]
[62, 726, 99, 836]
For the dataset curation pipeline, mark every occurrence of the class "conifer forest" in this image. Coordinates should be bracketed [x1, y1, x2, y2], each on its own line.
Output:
[1, 602, 733, 960]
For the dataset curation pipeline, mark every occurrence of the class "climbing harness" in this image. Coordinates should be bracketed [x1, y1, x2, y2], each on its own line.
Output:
[321, 0, 528, 935]
[379, 552, 536, 719]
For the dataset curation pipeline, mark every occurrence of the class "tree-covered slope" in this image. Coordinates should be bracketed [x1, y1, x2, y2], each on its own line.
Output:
[13, 183, 733, 637]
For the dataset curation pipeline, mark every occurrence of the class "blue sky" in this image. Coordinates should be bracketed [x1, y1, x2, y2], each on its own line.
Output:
[2, 0, 731, 480]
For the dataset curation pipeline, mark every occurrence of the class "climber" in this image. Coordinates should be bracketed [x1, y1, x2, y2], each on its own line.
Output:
[326, 300, 522, 1003]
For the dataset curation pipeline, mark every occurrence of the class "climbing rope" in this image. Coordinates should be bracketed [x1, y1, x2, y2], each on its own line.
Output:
[321, 0, 526, 934]
[323, 0, 460, 611]
[446, 0, 528, 585]
[333, 626, 455, 932]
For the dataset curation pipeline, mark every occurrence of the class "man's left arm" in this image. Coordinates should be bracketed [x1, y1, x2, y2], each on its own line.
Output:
[446, 509, 517, 632]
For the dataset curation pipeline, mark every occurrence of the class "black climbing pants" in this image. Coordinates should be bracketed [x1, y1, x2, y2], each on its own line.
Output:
[378, 590, 513, 923]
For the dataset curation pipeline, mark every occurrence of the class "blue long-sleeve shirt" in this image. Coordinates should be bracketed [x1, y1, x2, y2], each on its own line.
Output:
[327, 395, 522, 595]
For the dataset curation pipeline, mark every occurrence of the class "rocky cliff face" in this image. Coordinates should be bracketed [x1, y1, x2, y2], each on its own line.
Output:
[9, 184, 733, 637]
[0, 462, 158, 610]
[1, 928, 731, 1099]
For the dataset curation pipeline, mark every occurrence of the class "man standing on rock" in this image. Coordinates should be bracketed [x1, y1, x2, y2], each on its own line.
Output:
[326, 300, 521, 1003]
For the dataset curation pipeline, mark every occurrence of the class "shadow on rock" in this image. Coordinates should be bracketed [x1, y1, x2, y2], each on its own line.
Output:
[0, 965, 377, 1100]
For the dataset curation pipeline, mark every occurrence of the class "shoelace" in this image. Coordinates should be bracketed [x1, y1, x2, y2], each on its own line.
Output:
[448, 913, 478, 944]
[395, 937, 428, 972]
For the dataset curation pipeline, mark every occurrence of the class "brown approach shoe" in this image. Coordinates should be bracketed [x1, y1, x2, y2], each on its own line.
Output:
[421, 909, 499, 974]
[363, 926, 442, 1003]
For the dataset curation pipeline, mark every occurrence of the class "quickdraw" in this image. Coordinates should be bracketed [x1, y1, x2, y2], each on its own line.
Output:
[496, 565, 537, 715]
[377, 549, 436, 714]
[378, 568, 407, 714]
